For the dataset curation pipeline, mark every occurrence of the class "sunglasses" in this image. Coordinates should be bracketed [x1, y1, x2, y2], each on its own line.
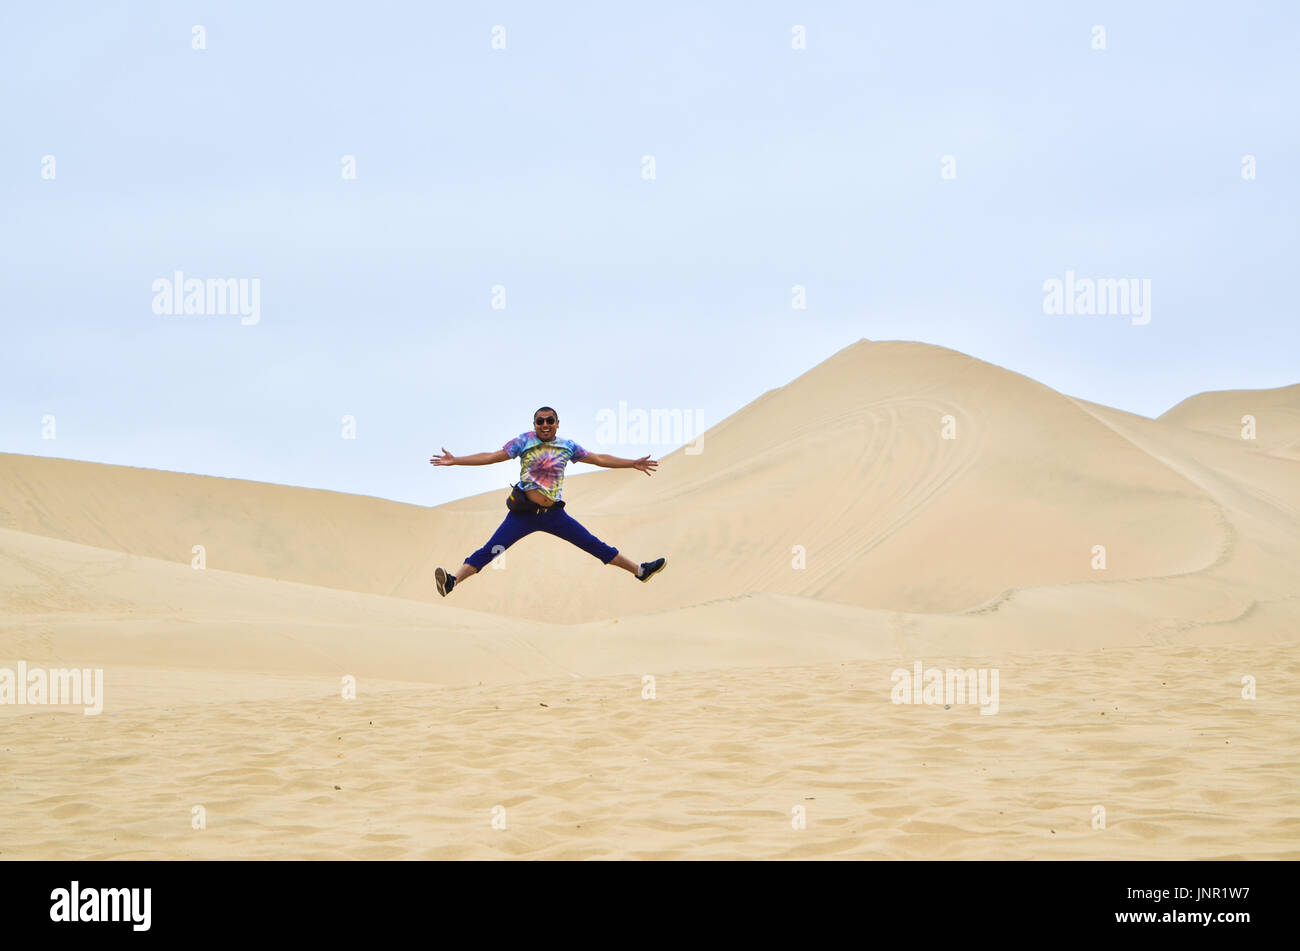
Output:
[534, 416, 556, 425]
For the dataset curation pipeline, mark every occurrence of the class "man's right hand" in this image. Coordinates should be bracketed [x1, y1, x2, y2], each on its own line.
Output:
[432, 448, 509, 467]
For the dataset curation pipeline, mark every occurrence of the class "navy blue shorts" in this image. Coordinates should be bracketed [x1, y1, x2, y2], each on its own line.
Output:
[465, 508, 619, 571]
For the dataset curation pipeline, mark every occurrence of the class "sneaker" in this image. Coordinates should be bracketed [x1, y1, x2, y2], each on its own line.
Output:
[435, 567, 456, 597]
[637, 557, 667, 582]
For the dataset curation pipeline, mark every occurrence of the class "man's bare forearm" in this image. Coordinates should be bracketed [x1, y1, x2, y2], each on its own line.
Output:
[589, 453, 635, 468]
[455, 452, 500, 466]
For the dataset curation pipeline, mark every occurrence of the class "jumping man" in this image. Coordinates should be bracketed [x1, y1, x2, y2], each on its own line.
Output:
[429, 406, 668, 596]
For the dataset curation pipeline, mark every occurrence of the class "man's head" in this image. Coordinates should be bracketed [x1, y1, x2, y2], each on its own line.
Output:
[533, 406, 558, 441]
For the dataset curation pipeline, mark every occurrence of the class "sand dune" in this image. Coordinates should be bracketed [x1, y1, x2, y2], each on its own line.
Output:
[6, 341, 1287, 625]
[0, 453, 440, 599]
[1160, 382, 1300, 456]
[2, 339, 1297, 859]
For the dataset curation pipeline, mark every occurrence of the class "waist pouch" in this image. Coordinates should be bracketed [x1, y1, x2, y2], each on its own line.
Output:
[506, 486, 565, 516]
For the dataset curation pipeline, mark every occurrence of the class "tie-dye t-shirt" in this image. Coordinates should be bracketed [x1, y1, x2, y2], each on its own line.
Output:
[503, 432, 589, 502]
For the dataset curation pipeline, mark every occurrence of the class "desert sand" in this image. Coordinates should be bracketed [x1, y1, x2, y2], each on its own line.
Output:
[2, 340, 1297, 859]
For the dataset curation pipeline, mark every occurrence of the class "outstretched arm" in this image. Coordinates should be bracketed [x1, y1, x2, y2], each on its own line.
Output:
[578, 452, 658, 475]
[430, 448, 510, 467]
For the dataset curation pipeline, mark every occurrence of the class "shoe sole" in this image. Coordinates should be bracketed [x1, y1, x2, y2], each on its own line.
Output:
[435, 567, 451, 597]
[639, 558, 667, 583]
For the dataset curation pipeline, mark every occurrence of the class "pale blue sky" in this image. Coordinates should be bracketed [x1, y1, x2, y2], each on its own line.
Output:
[3, 1, 1296, 506]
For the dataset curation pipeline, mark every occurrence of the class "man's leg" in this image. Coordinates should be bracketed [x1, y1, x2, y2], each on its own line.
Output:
[607, 553, 642, 576]
[449, 513, 537, 589]
[538, 510, 646, 577]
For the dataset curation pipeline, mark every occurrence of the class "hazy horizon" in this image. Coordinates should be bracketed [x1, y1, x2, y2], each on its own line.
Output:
[5, 334, 1294, 508]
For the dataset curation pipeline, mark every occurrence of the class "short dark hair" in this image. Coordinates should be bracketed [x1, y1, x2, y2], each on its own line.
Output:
[534, 406, 557, 419]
